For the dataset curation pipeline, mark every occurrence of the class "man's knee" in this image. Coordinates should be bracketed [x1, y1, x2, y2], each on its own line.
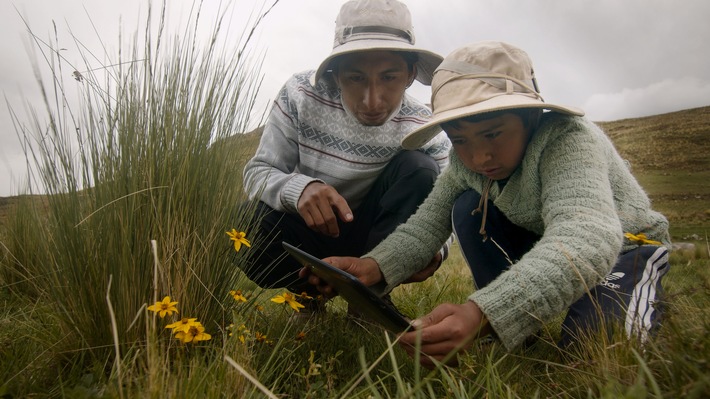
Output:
[389, 150, 440, 178]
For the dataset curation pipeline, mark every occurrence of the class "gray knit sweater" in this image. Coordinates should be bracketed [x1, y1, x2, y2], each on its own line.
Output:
[243, 71, 451, 212]
[366, 113, 670, 350]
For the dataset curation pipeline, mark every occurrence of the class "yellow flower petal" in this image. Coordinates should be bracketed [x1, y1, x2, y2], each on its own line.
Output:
[193, 331, 211, 343]
[288, 300, 305, 312]
[230, 289, 248, 302]
[271, 292, 305, 312]
[166, 317, 199, 333]
[255, 332, 267, 342]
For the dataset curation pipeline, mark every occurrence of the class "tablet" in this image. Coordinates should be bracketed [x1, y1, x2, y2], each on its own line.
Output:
[282, 241, 411, 333]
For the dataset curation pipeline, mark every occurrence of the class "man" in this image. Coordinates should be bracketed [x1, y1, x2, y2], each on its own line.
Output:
[241, 0, 451, 303]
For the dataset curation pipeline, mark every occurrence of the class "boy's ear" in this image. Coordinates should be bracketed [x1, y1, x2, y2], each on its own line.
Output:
[528, 109, 543, 130]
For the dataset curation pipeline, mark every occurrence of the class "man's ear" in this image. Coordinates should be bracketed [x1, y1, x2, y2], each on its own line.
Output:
[407, 64, 417, 88]
[330, 71, 341, 89]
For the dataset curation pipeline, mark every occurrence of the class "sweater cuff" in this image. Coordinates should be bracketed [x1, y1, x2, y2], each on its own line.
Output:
[468, 288, 541, 352]
[367, 240, 453, 293]
[281, 175, 323, 213]
[365, 248, 411, 293]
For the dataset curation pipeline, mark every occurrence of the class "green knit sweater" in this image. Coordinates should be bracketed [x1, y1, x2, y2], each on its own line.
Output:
[366, 113, 670, 350]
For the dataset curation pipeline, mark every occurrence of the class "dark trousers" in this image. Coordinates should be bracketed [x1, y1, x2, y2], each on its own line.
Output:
[240, 150, 440, 295]
[452, 189, 670, 348]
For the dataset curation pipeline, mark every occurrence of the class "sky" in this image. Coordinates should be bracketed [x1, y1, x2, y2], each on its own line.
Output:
[1, 0, 709, 197]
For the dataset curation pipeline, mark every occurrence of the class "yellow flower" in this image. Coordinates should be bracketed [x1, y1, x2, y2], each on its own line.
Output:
[226, 229, 251, 252]
[166, 317, 199, 333]
[147, 296, 179, 318]
[233, 324, 249, 343]
[298, 292, 313, 301]
[230, 290, 248, 303]
[255, 331, 268, 343]
[175, 322, 211, 343]
[271, 292, 305, 312]
[624, 232, 662, 246]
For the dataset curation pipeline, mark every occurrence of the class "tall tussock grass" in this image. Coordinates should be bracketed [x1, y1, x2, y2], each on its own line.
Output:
[2, 1, 272, 395]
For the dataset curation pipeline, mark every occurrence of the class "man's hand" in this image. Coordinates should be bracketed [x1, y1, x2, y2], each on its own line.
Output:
[299, 256, 383, 297]
[403, 252, 443, 284]
[297, 182, 353, 237]
[399, 301, 491, 368]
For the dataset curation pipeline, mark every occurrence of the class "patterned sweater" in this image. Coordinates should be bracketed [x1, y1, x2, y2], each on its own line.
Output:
[243, 71, 451, 212]
[366, 113, 670, 350]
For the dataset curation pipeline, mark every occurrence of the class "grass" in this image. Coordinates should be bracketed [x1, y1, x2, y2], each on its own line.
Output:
[1, 2, 710, 398]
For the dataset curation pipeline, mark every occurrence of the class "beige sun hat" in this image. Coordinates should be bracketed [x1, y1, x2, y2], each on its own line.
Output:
[312, 0, 443, 86]
[401, 41, 585, 150]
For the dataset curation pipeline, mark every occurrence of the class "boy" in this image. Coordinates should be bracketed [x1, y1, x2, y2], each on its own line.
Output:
[308, 41, 671, 366]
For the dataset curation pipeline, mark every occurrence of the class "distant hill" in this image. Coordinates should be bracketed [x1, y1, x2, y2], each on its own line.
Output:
[233, 106, 710, 174]
[224, 106, 710, 174]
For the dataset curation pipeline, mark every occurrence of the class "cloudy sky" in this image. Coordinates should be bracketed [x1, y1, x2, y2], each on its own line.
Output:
[1, 0, 709, 197]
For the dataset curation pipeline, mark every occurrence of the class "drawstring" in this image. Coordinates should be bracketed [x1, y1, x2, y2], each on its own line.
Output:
[471, 178, 494, 241]
[471, 178, 514, 265]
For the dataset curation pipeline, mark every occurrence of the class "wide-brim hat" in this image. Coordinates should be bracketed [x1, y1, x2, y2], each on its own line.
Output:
[402, 41, 584, 150]
[312, 0, 443, 86]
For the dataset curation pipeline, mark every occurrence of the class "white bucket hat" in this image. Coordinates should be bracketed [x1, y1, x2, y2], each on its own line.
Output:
[313, 0, 443, 86]
[402, 41, 585, 150]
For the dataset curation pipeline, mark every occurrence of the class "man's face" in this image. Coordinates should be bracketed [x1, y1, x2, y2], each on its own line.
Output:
[444, 113, 532, 181]
[333, 51, 415, 126]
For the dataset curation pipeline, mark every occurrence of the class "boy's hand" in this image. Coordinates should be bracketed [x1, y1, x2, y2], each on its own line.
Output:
[298, 256, 383, 297]
[399, 300, 491, 368]
[297, 182, 353, 237]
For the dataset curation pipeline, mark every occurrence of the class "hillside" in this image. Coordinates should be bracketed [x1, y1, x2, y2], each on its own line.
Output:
[1, 106, 709, 233]
[597, 106, 710, 232]
[597, 106, 710, 172]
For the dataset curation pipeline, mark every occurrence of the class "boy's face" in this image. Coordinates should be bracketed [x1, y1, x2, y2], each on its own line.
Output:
[444, 113, 532, 180]
[334, 51, 415, 126]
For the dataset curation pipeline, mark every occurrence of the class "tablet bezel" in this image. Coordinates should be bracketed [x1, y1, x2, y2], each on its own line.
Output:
[282, 241, 411, 333]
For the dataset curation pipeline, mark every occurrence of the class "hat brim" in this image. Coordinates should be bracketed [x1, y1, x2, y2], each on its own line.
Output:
[401, 94, 585, 150]
[313, 39, 443, 86]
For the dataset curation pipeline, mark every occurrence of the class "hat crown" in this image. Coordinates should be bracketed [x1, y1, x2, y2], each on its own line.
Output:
[448, 41, 532, 80]
[400, 41, 584, 151]
[312, 0, 443, 86]
[430, 41, 540, 115]
[334, 0, 414, 46]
